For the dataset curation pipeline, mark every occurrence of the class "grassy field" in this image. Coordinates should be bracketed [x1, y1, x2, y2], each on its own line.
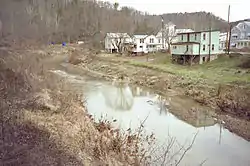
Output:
[111, 53, 250, 86]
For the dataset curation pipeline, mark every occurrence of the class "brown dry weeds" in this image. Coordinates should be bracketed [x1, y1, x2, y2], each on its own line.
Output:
[0, 48, 152, 166]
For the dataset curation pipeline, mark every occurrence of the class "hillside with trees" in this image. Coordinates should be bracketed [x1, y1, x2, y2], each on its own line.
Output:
[0, 0, 229, 46]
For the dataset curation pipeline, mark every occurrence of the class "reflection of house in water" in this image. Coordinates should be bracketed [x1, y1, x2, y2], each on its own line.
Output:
[189, 110, 215, 128]
[101, 82, 134, 111]
[131, 87, 152, 97]
[168, 96, 216, 128]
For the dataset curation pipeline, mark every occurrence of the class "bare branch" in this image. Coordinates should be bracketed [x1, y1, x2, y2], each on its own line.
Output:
[175, 132, 199, 166]
[199, 159, 208, 166]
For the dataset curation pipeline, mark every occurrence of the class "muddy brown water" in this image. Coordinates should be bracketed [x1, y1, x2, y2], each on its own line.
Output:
[51, 62, 250, 166]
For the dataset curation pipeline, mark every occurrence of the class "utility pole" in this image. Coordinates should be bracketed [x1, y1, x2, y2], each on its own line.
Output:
[161, 16, 164, 50]
[209, 17, 211, 61]
[227, 5, 231, 55]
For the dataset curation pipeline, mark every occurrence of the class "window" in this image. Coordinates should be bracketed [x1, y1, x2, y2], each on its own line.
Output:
[243, 25, 246, 29]
[158, 39, 161, 43]
[139, 46, 143, 48]
[203, 45, 206, 51]
[173, 46, 177, 49]
[203, 33, 206, 40]
[181, 35, 183, 40]
[150, 38, 154, 43]
[245, 42, 247, 46]
[194, 34, 197, 40]
[186, 45, 189, 51]
[212, 44, 214, 51]
[203, 57, 206, 62]
[233, 36, 238, 39]
[140, 39, 144, 43]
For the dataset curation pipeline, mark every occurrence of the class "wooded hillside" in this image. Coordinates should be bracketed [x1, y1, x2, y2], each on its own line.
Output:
[0, 0, 229, 45]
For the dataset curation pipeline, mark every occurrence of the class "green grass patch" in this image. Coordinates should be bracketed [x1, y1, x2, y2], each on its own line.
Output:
[125, 55, 250, 85]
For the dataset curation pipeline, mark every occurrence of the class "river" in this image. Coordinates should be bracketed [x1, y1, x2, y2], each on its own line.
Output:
[51, 62, 250, 166]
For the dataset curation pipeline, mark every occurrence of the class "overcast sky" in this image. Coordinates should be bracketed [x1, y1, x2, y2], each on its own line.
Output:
[107, 0, 249, 22]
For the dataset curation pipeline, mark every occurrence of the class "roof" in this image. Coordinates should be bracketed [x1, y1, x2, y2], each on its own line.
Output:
[175, 29, 194, 34]
[133, 35, 148, 39]
[171, 42, 200, 45]
[106, 33, 130, 38]
[244, 21, 250, 27]
[219, 32, 227, 36]
[236, 21, 250, 28]
[177, 29, 220, 35]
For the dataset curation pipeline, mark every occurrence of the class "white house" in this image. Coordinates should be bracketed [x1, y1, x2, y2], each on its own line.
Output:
[144, 35, 160, 52]
[132, 35, 148, 53]
[104, 33, 132, 53]
[156, 22, 194, 50]
[231, 21, 250, 49]
[155, 22, 176, 50]
[219, 32, 227, 51]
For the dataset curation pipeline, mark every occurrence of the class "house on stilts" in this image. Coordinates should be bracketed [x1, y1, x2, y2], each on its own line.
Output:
[171, 30, 221, 65]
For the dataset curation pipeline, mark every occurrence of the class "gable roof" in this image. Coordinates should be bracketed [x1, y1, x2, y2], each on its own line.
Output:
[244, 21, 250, 27]
[236, 21, 250, 29]
[133, 35, 148, 39]
[175, 29, 194, 34]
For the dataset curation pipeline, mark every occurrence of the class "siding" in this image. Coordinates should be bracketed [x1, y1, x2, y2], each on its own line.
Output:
[199, 31, 220, 55]
[176, 33, 201, 43]
[171, 44, 199, 55]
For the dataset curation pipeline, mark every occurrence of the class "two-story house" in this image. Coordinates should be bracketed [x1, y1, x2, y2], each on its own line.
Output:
[132, 34, 161, 54]
[145, 35, 159, 52]
[171, 30, 220, 65]
[105, 33, 132, 53]
[231, 21, 250, 49]
[132, 35, 148, 54]
[156, 22, 194, 51]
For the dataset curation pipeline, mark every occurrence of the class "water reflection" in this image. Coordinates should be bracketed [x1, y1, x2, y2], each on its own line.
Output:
[51, 69, 250, 166]
[190, 110, 216, 128]
[84, 81, 250, 166]
[101, 81, 134, 111]
[85, 82, 250, 166]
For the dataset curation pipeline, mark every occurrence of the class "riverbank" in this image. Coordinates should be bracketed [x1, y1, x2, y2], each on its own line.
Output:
[2, 45, 249, 166]
[71, 51, 250, 141]
[0, 47, 151, 165]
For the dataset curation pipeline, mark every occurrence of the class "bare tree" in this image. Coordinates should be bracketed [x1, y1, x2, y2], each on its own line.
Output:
[110, 33, 129, 54]
[162, 23, 177, 53]
[0, 0, 228, 46]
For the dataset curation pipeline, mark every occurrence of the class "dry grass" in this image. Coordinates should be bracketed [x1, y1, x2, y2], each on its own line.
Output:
[0, 46, 200, 166]
[0, 47, 151, 165]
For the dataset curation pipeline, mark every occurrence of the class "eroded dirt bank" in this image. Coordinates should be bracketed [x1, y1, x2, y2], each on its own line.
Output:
[69, 51, 250, 141]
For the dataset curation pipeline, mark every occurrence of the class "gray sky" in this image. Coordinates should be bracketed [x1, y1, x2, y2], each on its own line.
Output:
[107, 0, 249, 22]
